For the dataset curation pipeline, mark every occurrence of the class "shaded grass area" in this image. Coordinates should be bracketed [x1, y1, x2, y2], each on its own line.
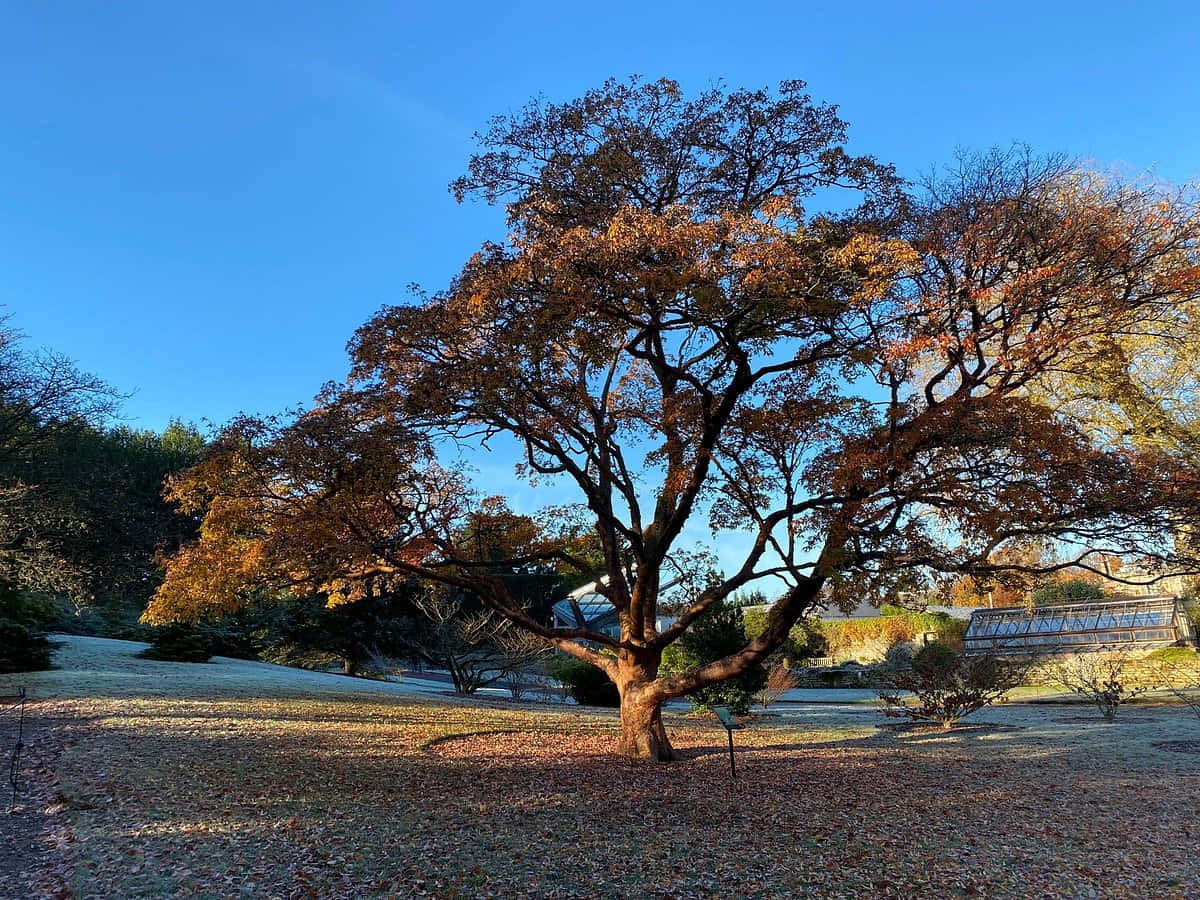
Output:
[4, 637, 1200, 897]
[49, 697, 1200, 897]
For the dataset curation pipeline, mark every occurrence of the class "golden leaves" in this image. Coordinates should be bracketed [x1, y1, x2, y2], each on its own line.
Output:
[146, 398, 464, 625]
[831, 234, 918, 307]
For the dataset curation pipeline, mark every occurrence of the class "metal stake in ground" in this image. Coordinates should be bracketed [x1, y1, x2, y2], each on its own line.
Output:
[3, 687, 27, 813]
[712, 705, 741, 779]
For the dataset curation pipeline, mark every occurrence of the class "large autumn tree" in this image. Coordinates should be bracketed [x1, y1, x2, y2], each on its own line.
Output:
[149, 79, 1200, 760]
[1028, 180, 1200, 467]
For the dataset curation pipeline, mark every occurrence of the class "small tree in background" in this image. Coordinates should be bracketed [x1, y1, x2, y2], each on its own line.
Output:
[878, 643, 1024, 729]
[664, 600, 766, 715]
[0, 619, 55, 673]
[1049, 651, 1153, 721]
[494, 626, 553, 700]
[757, 663, 801, 709]
[140, 623, 214, 663]
[0, 587, 58, 672]
[404, 591, 544, 695]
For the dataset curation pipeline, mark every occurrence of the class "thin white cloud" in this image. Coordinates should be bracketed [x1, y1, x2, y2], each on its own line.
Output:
[263, 49, 473, 147]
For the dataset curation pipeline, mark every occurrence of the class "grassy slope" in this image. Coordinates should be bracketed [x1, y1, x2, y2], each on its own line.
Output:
[3, 636, 1200, 897]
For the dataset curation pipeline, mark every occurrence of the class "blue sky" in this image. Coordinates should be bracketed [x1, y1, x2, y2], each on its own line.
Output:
[6, 1, 1196, 572]
[4, 1, 1197, 434]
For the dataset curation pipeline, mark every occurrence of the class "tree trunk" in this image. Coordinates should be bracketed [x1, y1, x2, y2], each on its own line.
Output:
[342, 658, 358, 676]
[618, 689, 673, 761]
[446, 660, 464, 693]
[616, 651, 673, 761]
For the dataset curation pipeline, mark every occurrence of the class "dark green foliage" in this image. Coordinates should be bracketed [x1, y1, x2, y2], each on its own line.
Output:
[0, 619, 55, 672]
[664, 600, 767, 715]
[104, 620, 155, 643]
[1030, 577, 1104, 607]
[203, 615, 272, 661]
[0, 583, 58, 671]
[0, 311, 201, 627]
[267, 584, 419, 675]
[140, 623, 213, 663]
[546, 655, 619, 707]
[0, 407, 205, 629]
[136, 589, 417, 670]
[0, 585, 58, 628]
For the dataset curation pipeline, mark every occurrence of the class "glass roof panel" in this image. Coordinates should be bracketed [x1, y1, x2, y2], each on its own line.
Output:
[965, 597, 1180, 649]
[552, 595, 617, 625]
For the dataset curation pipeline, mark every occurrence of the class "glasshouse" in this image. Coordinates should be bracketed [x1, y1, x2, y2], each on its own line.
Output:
[963, 595, 1196, 654]
[550, 591, 621, 637]
[550, 580, 678, 639]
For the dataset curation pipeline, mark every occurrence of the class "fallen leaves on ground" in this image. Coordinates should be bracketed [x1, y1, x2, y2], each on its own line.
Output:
[4, 639, 1200, 898]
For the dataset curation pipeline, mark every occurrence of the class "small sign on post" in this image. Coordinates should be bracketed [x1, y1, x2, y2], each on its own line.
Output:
[711, 705, 741, 779]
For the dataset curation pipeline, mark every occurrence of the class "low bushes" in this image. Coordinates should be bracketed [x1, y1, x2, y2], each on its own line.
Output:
[1048, 651, 1154, 721]
[546, 656, 619, 707]
[877, 641, 1025, 729]
[0, 619, 55, 673]
[140, 623, 213, 663]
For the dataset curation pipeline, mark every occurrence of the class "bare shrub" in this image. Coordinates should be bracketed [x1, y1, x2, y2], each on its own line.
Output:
[757, 663, 801, 709]
[877, 642, 1025, 730]
[406, 592, 549, 695]
[530, 670, 568, 704]
[497, 668, 530, 701]
[493, 628, 552, 701]
[1151, 656, 1200, 719]
[1049, 651, 1155, 722]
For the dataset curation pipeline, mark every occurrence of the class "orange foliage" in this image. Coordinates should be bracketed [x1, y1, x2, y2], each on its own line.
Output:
[150, 82, 1200, 756]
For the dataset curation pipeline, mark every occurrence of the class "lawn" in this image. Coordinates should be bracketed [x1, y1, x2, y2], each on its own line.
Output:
[4, 637, 1200, 898]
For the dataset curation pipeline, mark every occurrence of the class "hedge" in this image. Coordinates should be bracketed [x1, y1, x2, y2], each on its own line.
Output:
[819, 611, 967, 662]
[0, 619, 56, 673]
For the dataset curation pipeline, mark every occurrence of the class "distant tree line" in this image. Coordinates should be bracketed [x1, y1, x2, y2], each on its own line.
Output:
[0, 319, 212, 669]
[0, 321, 574, 679]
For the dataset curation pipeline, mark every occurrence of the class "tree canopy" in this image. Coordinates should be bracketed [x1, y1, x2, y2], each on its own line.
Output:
[149, 78, 1200, 759]
[0, 318, 206, 627]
